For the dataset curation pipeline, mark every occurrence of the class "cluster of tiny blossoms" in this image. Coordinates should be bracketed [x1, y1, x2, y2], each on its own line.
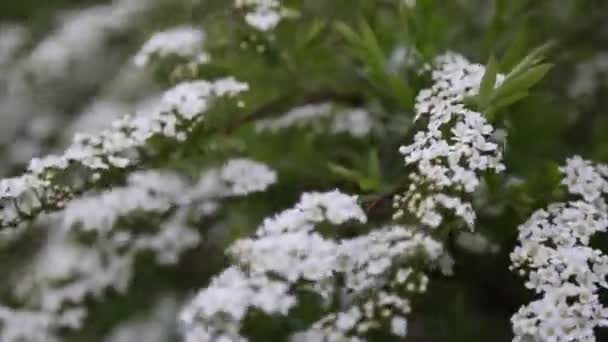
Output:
[0, 159, 276, 341]
[394, 53, 506, 229]
[568, 52, 608, 100]
[133, 26, 209, 68]
[255, 103, 373, 138]
[104, 294, 180, 342]
[510, 156, 608, 341]
[0, 0, 159, 167]
[0, 77, 249, 229]
[234, 0, 286, 31]
[180, 191, 442, 341]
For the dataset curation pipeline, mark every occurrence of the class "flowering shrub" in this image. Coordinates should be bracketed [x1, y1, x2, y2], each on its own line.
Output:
[1, 1, 608, 341]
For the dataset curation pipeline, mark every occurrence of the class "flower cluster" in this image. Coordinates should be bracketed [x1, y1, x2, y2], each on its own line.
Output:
[0, 0, 159, 167]
[234, 0, 286, 31]
[24, 0, 154, 82]
[0, 159, 276, 341]
[134, 26, 209, 68]
[510, 156, 608, 342]
[291, 225, 441, 341]
[394, 53, 506, 229]
[455, 231, 500, 255]
[0, 77, 249, 229]
[180, 191, 442, 341]
[255, 103, 373, 138]
[330, 108, 374, 138]
[568, 52, 608, 100]
[104, 295, 180, 342]
[0, 24, 27, 68]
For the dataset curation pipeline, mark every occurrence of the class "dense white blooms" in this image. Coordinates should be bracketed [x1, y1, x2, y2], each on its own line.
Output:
[330, 109, 373, 138]
[256, 103, 334, 132]
[0, 24, 27, 67]
[220, 158, 278, 195]
[63, 159, 276, 234]
[180, 190, 442, 341]
[134, 26, 208, 67]
[510, 156, 608, 342]
[0, 307, 60, 342]
[104, 295, 180, 342]
[559, 155, 608, 203]
[67, 101, 129, 136]
[568, 52, 608, 99]
[0, 0, 170, 166]
[180, 267, 295, 342]
[455, 231, 499, 254]
[0, 77, 249, 229]
[295, 290, 413, 342]
[234, 0, 286, 31]
[402, 0, 416, 9]
[25, 0, 153, 82]
[0, 159, 276, 341]
[256, 103, 372, 138]
[387, 45, 419, 74]
[394, 53, 505, 229]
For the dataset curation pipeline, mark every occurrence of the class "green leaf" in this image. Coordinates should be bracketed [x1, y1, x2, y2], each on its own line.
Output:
[490, 90, 529, 110]
[501, 28, 529, 71]
[367, 149, 381, 181]
[478, 55, 498, 109]
[298, 19, 326, 49]
[334, 21, 361, 47]
[358, 178, 380, 192]
[492, 63, 553, 104]
[505, 40, 555, 80]
[328, 160, 380, 192]
[486, 91, 529, 118]
[328, 162, 365, 183]
[358, 20, 386, 70]
[335, 20, 413, 109]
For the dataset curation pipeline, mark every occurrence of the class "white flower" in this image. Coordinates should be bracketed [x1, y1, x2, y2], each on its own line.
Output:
[559, 155, 608, 203]
[134, 26, 206, 67]
[394, 52, 505, 230]
[330, 109, 373, 138]
[0, 78, 249, 228]
[104, 295, 179, 342]
[220, 158, 278, 195]
[0, 24, 27, 67]
[455, 231, 500, 254]
[568, 52, 608, 99]
[181, 190, 441, 341]
[511, 157, 608, 342]
[234, 0, 286, 31]
[390, 316, 408, 337]
[256, 103, 373, 138]
[255, 103, 334, 132]
[180, 267, 296, 342]
[0, 159, 276, 341]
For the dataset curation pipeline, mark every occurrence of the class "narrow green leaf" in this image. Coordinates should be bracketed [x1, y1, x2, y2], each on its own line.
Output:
[506, 41, 555, 80]
[478, 55, 498, 108]
[502, 28, 529, 70]
[388, 75, 414, 109]
[485, 91, 529, 118]
[358, 177, 380, 191]
[334, 22, 361, 47]
[490, 91, 529, 111]
[492, 63, 552, 103]
[368, 149, 381, 180]
[300, 20, 326, 48]
[328, 163, 365, 183]
[358, 21, 386, 68]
